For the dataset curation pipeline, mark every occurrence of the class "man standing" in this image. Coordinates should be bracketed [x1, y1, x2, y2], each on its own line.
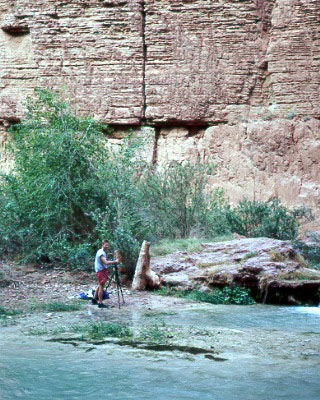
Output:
[92, 240, 118, 308]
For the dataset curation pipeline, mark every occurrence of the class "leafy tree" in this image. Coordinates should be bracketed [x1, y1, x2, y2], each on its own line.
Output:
[139, 161, 224, 239]
[0, 88, 144, 268]
[224, 197, 304, 240]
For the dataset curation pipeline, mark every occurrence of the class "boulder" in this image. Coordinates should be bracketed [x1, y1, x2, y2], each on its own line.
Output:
[150, 238, 320, 305]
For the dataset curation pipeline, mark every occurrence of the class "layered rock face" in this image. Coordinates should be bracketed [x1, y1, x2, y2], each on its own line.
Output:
[0, 0, 144, 123]
[150, 238, 320, 304]
[0, 1, 319, 216]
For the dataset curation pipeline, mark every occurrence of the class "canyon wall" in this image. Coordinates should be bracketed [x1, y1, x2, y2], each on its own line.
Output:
[0, 0, 319, 218]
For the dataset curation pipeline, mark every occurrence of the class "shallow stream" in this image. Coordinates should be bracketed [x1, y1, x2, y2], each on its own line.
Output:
[1, 304, 319, 400]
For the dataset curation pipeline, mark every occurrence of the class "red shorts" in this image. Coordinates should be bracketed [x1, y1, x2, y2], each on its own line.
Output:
[96, 269, 109, 285]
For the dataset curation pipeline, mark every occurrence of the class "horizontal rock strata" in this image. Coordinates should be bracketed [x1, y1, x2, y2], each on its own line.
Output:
[1, 0, 319, 123]
[0, 0, 144, 124]
[0, 0, 319, 216]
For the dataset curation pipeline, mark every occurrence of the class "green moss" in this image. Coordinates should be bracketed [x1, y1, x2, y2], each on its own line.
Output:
[139, 321, 173, 343]
[269, 251, 287, 262]
[290, 252, 309, 268]
[242, 251, 258, 261]
[0, 305, 23, 327]
[0, 305, 22, 318]
[28, 301, 82, 313]
[144, 311, 178, 317]
[197, 260, 231, 269]
[150, 236, 234, 257]
[156, 286, 255, 305]
[71, 321, 132, 340]
[277, 270, 320, 281]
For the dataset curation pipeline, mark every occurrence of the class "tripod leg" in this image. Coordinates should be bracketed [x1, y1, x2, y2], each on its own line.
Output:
[105, 270, 115, 291]
[114, 267, 125, 308]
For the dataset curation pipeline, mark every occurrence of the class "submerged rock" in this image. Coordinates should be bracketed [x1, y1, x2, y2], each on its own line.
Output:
[151, 238, 320, 305]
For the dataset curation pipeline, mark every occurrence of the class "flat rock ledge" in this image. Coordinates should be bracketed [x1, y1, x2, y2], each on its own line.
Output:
[150, 238, 320, 305]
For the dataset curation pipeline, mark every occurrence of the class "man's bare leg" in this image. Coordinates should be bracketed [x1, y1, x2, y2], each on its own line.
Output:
[93, 284, 103, 302]
[93, 286, 99, 301]
[98, 283, 104, 304]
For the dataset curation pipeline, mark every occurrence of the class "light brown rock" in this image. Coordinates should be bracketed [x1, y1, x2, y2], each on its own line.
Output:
[132, 240, 160, 290]
[0, 0, 319, 219]
[156, 118, 320, 214]
[0, 0, 144, 124]
[150, 237, 320, 304]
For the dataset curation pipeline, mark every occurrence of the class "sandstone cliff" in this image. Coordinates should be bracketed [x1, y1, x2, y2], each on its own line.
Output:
[0, 1, 319, 218]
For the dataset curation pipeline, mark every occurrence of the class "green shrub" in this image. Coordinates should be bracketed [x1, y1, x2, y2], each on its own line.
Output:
[224, 197, 306, 240]
[293, 235, 320, 268]
[139, 162, 229, 239]
[0, 88, 108, 261]
[0, 89, 148, 269]
[157, 286, 255, 305]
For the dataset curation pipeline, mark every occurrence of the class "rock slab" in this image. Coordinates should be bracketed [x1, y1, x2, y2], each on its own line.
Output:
[151, 238, 320, 305]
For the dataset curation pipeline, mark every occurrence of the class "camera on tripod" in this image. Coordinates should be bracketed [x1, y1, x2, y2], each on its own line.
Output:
[105, 253, 125, 309]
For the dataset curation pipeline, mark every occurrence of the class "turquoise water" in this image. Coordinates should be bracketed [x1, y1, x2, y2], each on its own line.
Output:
[160, 304, 320, 333]
[1, 306, 320, 400]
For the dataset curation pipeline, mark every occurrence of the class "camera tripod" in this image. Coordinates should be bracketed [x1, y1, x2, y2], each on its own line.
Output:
[105, 262, 125, 309]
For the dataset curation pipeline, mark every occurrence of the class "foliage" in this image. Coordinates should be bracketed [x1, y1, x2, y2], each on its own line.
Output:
[293, 235, 320, 269]
[139, 321, 173, 343]
[0, 305, 22, 318]
[150, 235, 234, 257]
[71, 321, 132, 339]
[0, 88, 107, 262]
[0, 88, 147, 269]
[138, 162, 228, 239]
[0, 305, 22, 326]
[28, 301, 82, 313]
[89, 133, 151, 269]
[224, 197, 307, 240]
[156, 286, 256, 305]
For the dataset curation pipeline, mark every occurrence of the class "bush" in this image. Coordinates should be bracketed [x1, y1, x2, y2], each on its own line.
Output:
[0, 88, 108, 262]
[138, 161, 229, 239]
[293, 234, 320, 268]
[0, 89, 148, 269]
[224, 197, 306, 240]
[157, 286, 255, 305]
[2, 88, 224, 269]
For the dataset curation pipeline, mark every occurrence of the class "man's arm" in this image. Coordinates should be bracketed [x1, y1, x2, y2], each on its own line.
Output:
[100, 255, 118, 267]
